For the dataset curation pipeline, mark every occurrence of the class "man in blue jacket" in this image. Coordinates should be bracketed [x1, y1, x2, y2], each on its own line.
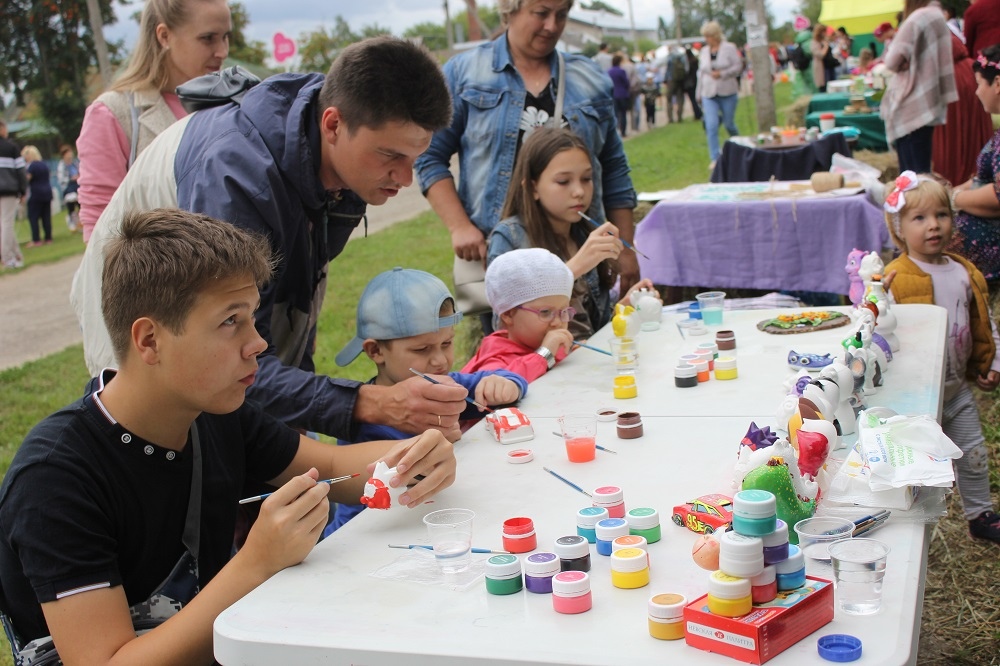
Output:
[71, 36, 469, 443]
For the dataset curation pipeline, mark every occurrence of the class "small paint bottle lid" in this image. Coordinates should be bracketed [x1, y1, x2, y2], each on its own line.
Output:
[576, 506, 609, 529]
[554, 535, 590, 559]
[610, 547, 648, 573]
[688, 322, 708, 336]
[697, 341, 719, 355]
[694, 349, 714, 364]
[524, 552, 560, 576]
[678, 353, 700, 365]
[817, 634, 863, 662]
[648, 593, 687, 620]
[733, 489, 777, 518]
[595, 518, 630, 540]
[708, 570, 752, 600]
[719, 530, 764, 558]
[762, 520, 789, 548]
[592, 485, 624, 505]
[775, 544, 804, 574]
[596, 408, 619, 422]
[626, 507, 660, 530]
[674, 363, 697, 379]
[506, 448, 534, 464]
[715, 356, 737, 371]
[485, 554, 522, 579]
[750, 564, 776, 586]
[693, 359, 709, 373]
[552, 570, 590, 597]
[612, 534, 648, 553]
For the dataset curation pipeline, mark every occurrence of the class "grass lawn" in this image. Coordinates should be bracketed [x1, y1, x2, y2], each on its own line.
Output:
[1, 82, 996, 664]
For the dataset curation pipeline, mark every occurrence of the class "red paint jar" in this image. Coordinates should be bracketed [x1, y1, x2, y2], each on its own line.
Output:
[502, 516, 537, 554]
[592, 485, 625, 518]
[751, 565, 777, 604]
[552, 571, 592, 614]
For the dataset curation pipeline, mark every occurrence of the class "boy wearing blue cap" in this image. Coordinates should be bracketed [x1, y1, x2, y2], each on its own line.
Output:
[329, 268, 527, 533]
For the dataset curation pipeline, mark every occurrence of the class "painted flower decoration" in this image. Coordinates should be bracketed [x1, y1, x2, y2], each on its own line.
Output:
[883, 170, 918, 214]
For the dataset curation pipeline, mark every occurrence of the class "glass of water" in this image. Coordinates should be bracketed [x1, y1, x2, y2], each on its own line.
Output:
[829, 538, 890, 615]
[423, 508, 475, 574]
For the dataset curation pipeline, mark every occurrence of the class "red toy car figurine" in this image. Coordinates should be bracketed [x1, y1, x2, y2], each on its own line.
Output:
[672, 494, 734, 534]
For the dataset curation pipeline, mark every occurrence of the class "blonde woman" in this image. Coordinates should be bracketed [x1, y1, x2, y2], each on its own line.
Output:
[696, 21, 742, 165]
[811, 24, 831, 92]
[22, 146, 53, 246]
[77, 0, 231, 241]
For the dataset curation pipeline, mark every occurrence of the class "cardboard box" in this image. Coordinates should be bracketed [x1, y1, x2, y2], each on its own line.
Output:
[684, 576, 834, 664]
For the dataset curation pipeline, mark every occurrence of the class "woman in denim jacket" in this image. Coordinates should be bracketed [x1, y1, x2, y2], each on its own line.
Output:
[414, 0, 639, 305]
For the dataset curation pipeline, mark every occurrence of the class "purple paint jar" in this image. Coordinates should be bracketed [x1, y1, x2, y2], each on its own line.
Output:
[762, 519, 790, 565]
[524, 552, 560, 594]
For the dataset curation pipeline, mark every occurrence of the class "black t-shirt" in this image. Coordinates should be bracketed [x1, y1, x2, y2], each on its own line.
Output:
[0, 372, 299, 642]
[517, 84, 568, 156]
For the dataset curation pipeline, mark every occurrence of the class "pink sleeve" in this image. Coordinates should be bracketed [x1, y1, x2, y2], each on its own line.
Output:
[77, 101, 129, 242]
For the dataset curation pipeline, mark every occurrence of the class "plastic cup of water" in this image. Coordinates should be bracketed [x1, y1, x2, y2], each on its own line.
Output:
[559, 413, 597, 463]
[695, 291, 726, 326]
[423, 508, 475, 574]
[609, 338, 638, 374]
[829, 538, 890, 615]
[794, 516, 854, 573]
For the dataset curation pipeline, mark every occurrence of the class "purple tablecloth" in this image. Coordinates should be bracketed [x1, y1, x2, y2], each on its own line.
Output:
[634, 191, 890, 294]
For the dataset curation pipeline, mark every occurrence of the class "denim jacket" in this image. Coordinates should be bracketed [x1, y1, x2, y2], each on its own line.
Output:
[414, 32, 636, 236]
[488, 215, 612, 334]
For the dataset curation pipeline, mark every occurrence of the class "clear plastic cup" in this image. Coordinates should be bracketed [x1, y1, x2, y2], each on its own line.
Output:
[794, 516, 854, 571]
[829, 538, 890, 615]
[609, 338, 638, 375]
[559, 413, 597, 463]
[695, 291, 726, 326]
[423, 508, 475, 574]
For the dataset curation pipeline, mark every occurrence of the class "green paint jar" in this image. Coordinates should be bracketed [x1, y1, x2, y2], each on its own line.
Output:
[485, 554, 523, 595]
[627, 507, 662, 544]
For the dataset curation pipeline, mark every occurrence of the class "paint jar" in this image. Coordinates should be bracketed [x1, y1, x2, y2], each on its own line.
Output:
[592, 486, 625, 518]
[610, 547, 650, 589]
[679, 353, 700, 366]
[595, 518, 630, 556]
[718, 530, 765, 578]
[616, 412, 643, 439]
[612, 534, 648, 554]
[552, 571, 592, 614]
[674, 364, 698, 388]
[613, 375, 637, 399]
[707, 570, 753, 618]
[775, 544, 806, 591]
[485, 554, 523, 595]
[693, 359, 710, 383]
[554, 535, 592, 572]
[502, 516, 537, 554]
[732, 489, 777, 536]
[576, 507, 608, 543]
[688, 301, 702, 320]
[694, 348, 715, 371]
[819, 112, 836, 132]
[750, 565, 778, 604]
[506, 449, 534, 464]
[762, 520, 789, 565]
[648, 593, 687, 640]
[524, 552, 560, 594]
[714, 356, 738, 380]
[716, 330, 736, 351]
[626, 507, 661, 543]
[698, 341, 719, 359]
[596, 408, 618, 422]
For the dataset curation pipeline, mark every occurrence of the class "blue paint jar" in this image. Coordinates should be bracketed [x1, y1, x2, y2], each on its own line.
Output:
[576, 506, 608, 544]
[732, 489, 777, 536]
[595, 518, 629, 556]
[762, 519, 789, 565]
[775, 544, 806, 590]
[689, 302, 702, 320]
[524, 552, 560, 594]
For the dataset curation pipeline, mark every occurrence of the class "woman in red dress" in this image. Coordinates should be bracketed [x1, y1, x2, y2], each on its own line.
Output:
[933, 32, 994, 185]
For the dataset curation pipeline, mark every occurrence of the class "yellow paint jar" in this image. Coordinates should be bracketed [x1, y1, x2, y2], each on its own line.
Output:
[610, 547, 649, 589]
[648, 593, 687, 640]
[714, 356, 738, 380]
[707, 570, 752, 617]
[613, 375, 637, 399]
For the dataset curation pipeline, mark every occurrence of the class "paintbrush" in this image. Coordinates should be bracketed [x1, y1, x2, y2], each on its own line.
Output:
[577, 211, 652, 260]
[543, 466, 593, 497]
[551, 431, 616, 454]
[572, 341, 613, 356]
[388, 544, 510, 555]
[238, 473, 361, 504]
[409, 367, 493, 413]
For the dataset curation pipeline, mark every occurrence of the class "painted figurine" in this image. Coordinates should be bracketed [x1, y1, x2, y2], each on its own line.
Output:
[485, 407, 534, 444]
[845, 248, 867, 307]
[858, 251, 884, 301]
[359, 461, 400, 510]
[787, 350, 834, 371]
[741, 457, 816, 543]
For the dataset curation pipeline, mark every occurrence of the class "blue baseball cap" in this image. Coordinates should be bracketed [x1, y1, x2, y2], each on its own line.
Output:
[335, 268, 463, 366]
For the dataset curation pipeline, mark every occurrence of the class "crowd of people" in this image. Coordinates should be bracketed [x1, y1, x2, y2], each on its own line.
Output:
[0, 0, 998, 662]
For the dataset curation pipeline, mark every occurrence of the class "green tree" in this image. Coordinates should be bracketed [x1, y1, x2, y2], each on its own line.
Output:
[297, 16, 357, 74]
[581, 1, 624, 15]
[359, 23, 392, 39]
[228, 1, 268, 66]
[0, 0, 120, 142]
[672, 0, 776, 44]
[797, 0, 823, 25]
[403, 21, 449, 51]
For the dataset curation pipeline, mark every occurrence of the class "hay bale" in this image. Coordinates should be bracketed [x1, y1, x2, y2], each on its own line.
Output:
[853, 149, 899, 182]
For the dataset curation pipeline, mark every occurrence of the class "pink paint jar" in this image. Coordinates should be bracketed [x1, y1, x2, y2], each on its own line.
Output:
[750, 565, 777, 604]
[694, 348, 715, 371]
[552, 571, 592, 614]
[502, 516, 537, 554]
[592, 485, 625, 518]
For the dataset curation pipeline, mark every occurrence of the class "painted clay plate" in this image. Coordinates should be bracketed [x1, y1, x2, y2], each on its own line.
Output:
[756, 310, 850, 334]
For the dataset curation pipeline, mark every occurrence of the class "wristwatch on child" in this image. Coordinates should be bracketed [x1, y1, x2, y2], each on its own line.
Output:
[535, 346, 556, 369]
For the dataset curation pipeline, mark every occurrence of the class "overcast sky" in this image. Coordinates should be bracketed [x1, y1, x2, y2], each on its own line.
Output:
[107, 0, 801, 52]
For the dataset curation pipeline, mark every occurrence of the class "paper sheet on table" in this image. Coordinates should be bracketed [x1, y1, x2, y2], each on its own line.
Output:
[369, 549, 485, 591]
